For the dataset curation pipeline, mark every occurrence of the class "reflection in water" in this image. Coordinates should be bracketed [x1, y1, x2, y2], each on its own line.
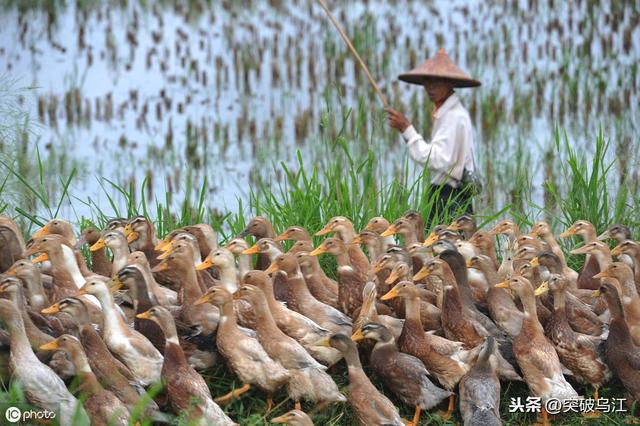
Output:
[0, 0, 638, 218]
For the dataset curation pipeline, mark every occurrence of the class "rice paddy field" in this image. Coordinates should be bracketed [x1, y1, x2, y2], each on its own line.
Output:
[0, 0, 639, 425]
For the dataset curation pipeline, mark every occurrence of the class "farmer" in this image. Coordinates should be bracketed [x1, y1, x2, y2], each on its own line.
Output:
[385, 48, 480, 217]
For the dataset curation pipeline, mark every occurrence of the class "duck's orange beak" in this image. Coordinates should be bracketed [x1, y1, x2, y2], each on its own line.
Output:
[494, 281, 510, 289]
[447, 222, 462, 231]
[423, 232, 438, 247]
[154, 238, 171, 251]
[32, 225, 50, 239]
[136, 310, 152, 320]
[264, 263, 280, 274]
[465, 259, 473, 268]
[593, 270, 610, 279]
[351, 235, 363, 245]
[380, 287, 399, 301]
[314, 225, 333, 236]
[196, 258, 213, 271]
[309, 246, 325, 257]
[385, 270, 401, 285]
[380, 225, 397, 237]
[151, 262, 170, 273]
[39, 340, 59, 351]
[274, 232, 289, 242]
[90, 238, 106, 252]
[31, 253, 50, 264]
[413, 267, 430, 281]
[351, 328, 366, 342]
[108, 278, 124, 293]
[534, 281, 549, 297]
[242, 244, 260, 255]
[529, 257, 540, 267]
[559, 227, 576, 238]
[193, 294, 209, 306]
[611, 245, 623, 257]
[5, 268, 17, 276]
[41, 303, 60, 315]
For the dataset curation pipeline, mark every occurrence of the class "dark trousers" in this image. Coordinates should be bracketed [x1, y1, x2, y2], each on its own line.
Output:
[427, 183, 474, 225]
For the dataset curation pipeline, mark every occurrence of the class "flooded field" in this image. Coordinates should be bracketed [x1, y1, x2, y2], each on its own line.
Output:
[0, 0, 638, 221]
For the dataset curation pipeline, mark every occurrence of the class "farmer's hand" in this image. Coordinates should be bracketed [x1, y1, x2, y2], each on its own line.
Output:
[385, 107, 411, 133]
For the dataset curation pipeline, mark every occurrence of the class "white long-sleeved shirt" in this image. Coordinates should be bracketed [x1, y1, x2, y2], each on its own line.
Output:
[402, 94, 476, 187]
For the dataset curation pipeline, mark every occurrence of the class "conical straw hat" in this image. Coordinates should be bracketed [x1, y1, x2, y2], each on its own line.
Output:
[398, 48, 481, 88]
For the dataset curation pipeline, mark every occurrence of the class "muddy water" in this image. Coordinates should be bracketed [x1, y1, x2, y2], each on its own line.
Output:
[0, 0, 638, 219]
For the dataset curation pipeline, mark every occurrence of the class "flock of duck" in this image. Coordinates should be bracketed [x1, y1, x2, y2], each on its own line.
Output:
[0, 212, 639, 425]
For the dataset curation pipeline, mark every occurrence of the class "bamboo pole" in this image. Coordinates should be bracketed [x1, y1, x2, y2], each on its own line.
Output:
[316, 0, 389, 107]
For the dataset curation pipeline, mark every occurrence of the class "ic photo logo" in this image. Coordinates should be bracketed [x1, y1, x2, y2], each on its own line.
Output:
[2, 404, 57, 424]
[4, 406, 21, 423]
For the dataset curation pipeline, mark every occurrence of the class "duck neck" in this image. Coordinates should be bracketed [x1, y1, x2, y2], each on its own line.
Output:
[400, 230, 417, 245]
[218, 300, 237, 331]
[6, 317, 33, 358]
[476, 261, 499, 285]
[403, 295, 423, 329]
[333, 250, 351, 267]
[96, 290, 129, 336]
[159, 317, 180, 346]
[364, 242, 379, 263]
[552, 288, 567, 311]
[59, 245, 86, 287]
[380, 235, 395, 251]
[77, 371, 103, 396]
[343, 347, 363, 370]
[336, 226, 356, 244]
[519, 292, 542, 333]
[182, 265, 203, 304]
[247, 295, 279, 333]
[236, 254, 252, 279]
[110, 244, 129, 275]
[23, 273, 47, 311]
[286, 270, 312, 299]
[217, 264, 238, 294]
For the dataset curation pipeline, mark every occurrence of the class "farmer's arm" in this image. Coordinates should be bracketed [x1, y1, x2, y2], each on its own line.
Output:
[386, 107, 456, 170]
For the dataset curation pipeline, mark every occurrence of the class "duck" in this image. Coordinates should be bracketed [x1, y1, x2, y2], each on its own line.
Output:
[124, 215, 159, 266]
[115, 265, 166, 351]
[241, 271, 341, 367]
[594, 262, 640, 345]
[414, 257, 520, 381]
[24, 235, 87, 301]
[534, 275, 603, 336]
[40, 297, 145, 409]
[105, 218, 128, 233]
[467, 255, 523, 337]
[126, 251, 178, 306]
[597, 223, 632, 244]
[381, 281, 480, 419]
[183, 223, 219, 260]
[225, 238, 253, 280]
[353, 282, 404, 339]
[560, 220, 601, 290]
[136, 306, 235, 425]
[310, 237, 366, 316]
[32, 218, 77, 246]
[153, 252, 219, 336]
[488, 220, 521, 242]
[157, 239, 215, 293]
[363, 216, 396, 252]
[271, 409, 314, 425]
[320, 334, 403, 426]
[77, 227, 112, 276]
[91, 230, 130, 276]
[598, 281, 640, 403]
[40, 335, 130, 426]
[530, 222, 578, 283]
[6, 259, 49, 310]
[611, 240, 640, 286]
[316, 217, 369, 278]
[266, 252, 352, 336]
[239, 216, 282, 270]
[381, 217, 421, 245]
[352, 231, 384, 263]
[243, 237, 288, 300]
[0, 276, 56, 351]
[352, 322, 451, 425]
[458, 336, 501, 426]
[467, 231, 499, 269]
[274, 226, 312, 243]
[195, 286, 290, 411]
[78, 278, 163, 386]
[235, 284, 345, 408]
[0, 215, 26, 273]
[293, 249, 340, 308]
[447, 214, 477, 240]
[0, 299, 89, 424]
[423, 224, 449, 247]
[495, 276, 579, 425]
[534, 275, 609, 405]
